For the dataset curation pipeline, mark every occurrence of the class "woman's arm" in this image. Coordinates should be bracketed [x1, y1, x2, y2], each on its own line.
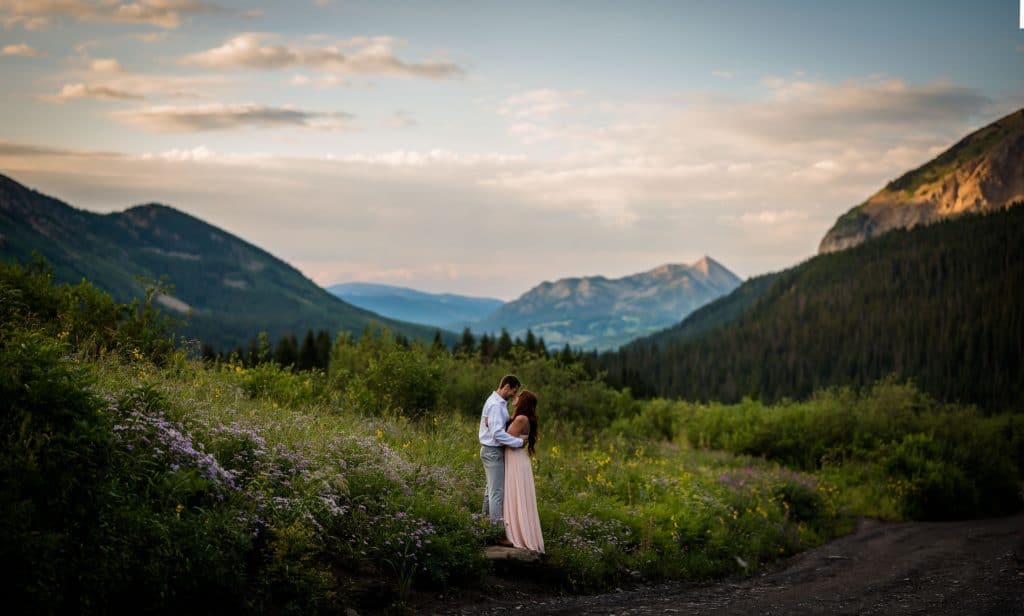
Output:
[506, 415, 529, 438]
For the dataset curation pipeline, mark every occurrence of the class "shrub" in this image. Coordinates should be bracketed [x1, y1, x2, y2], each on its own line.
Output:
[0, 330, 109, 611]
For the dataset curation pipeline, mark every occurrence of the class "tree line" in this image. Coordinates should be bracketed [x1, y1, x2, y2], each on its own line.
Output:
[590, 205, 1024, 412]
[202, 325, 589, 371]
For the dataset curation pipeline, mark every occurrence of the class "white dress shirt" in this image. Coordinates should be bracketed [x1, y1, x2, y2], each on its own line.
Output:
[478, 391, 525, 448]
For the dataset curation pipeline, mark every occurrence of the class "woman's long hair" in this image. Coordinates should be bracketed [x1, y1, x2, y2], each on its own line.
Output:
[513, 390, 539, 456]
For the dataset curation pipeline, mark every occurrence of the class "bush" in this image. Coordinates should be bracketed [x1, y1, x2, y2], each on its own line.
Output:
[0, 330, 110, 611]
[235, 361, 331, 407]
[0, 258, 177, 363]
[675, 381, 1024, 520]
[362, 346, 444, 418]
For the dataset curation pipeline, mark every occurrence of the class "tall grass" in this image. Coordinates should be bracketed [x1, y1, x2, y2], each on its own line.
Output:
[2, 259, 1021, 613]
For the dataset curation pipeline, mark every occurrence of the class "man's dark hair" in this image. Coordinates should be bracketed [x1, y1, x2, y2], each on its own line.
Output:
[499, 374, 521, 389]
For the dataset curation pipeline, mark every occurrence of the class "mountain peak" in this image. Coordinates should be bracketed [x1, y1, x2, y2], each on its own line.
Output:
[476, 258, 742, 350]
[646, 256, 728, 280]
[819, 107, 1024, 254]
[692, 255, 716, 275]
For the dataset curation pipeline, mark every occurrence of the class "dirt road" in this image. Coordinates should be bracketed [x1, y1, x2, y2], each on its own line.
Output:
[435, 514, 1024, 615]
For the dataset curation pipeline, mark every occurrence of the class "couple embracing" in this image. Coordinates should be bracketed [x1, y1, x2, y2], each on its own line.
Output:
[478, 375, 544, 553]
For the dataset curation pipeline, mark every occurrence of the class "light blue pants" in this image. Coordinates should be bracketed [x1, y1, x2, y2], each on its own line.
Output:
[480, 445, 505, 525]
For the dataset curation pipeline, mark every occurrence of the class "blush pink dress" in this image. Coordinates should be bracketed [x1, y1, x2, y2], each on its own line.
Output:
[503, 433, 544, 553]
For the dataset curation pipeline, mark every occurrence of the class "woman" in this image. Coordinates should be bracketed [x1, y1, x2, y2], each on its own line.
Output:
[503, 390, 544, 553]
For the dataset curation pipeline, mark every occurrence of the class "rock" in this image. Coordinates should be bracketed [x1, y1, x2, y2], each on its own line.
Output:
[819, 107, 1024, 255]
[484, 546, 543, 562]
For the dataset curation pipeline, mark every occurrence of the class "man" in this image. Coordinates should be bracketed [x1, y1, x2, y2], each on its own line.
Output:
[479, 374, 526, 545]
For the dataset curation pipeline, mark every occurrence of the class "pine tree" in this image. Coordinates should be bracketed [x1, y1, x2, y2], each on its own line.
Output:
[496, 329, 513, 359]
[256, 331, 271, 364]
[201, 343, 217, 362]
[298, 329, 317, 371]
[479, 333, 495, 361]
[315, 330, 332, 370]
[457, 327, 477, 355]
[525, 329, 537, 354]
[559, 343, 574, 364]
[246, 336, 260, 367]
[275, 334, 298, 369]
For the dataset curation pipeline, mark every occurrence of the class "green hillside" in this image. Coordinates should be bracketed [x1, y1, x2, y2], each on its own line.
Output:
[594, 206, 1024, 411]
[0, 173, 446, 349]
[626, 271, 782, 351]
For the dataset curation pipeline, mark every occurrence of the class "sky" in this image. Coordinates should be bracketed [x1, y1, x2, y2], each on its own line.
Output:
[1, 0, 1022, 300]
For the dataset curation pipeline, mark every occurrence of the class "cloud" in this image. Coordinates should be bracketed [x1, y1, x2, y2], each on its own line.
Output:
[717, 77, 993, 144]
[499, 89, 583, 119]
[90, 58, 126, 73]
[0, 14, 48, 29]
[0, 77, 1014, 297]
[326, 149, 523, 166]
[0, 0, 222, 30]
[722, 209, 809, 225]
[111, 103, 354, 132]
[131, 31, 169, 43]
[487, 75, 1006, 259]
[182, 33, 464, 79]
[143, 145, 215, 161]
[44, 83, 144, 102]
[0, 0, 221, 30]
[289, 73, 348, 88]
[42, 56, 232, 103]
[711, 70, 734, 79]
[1, 42, 39, 56]
[0, 141, 104, 157]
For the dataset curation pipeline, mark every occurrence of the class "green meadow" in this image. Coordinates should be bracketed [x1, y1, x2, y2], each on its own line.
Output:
[3, 259, 1021, 613]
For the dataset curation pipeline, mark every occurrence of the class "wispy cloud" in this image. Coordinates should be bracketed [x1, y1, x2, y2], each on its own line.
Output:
[499, 89, 583, 119]
[0, 141, 109, 157]
[722, 209, 809, 225]
[44, 83, 144, 102]
[131, 31, 169, 43]
[182, 33, 465, 79]
[143, 144, 215, 161]
[0, 0, 223, 30]
[1, 42, 39, 56]
[0, 76, 1014, 295]
[0, 14, 48, 30]
[488, 76, 1002, 236]
[289, 73, 348, 88]
[42, 56, 232, 102]
[111, 103, 354, 132]
[729, 77, 993, 142]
